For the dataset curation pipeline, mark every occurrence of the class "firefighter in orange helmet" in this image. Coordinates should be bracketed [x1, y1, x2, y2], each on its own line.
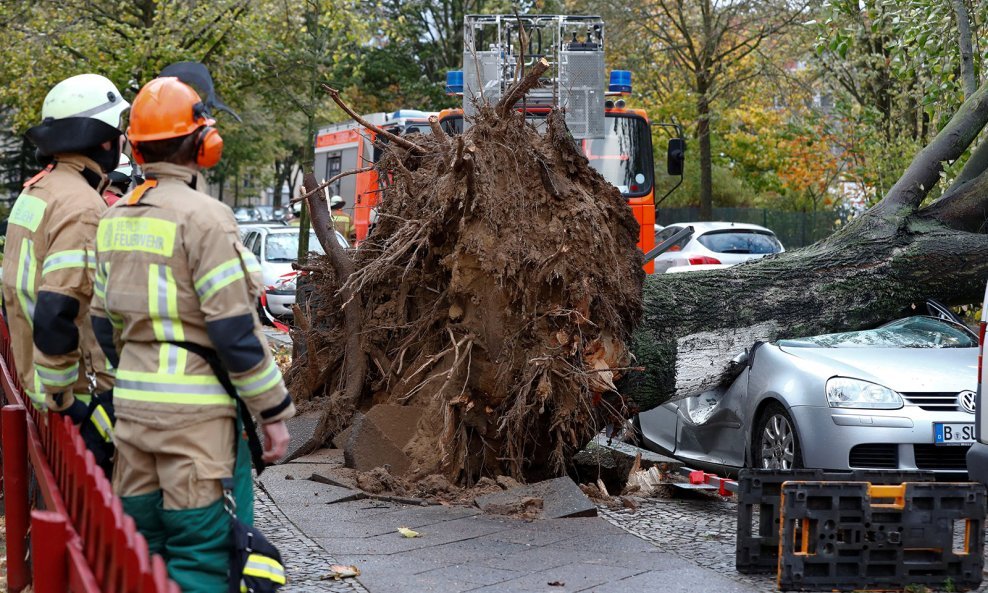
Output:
[1, 74, 126, 473]
[91, 76, 294, 592]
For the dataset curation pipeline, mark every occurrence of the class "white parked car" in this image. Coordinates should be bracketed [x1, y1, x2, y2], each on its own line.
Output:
[653, 222, 784, 273]
[240, 226, 348, 318]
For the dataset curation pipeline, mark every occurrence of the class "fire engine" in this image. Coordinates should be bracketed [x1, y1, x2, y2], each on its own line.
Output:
[313, 14, 684, 272]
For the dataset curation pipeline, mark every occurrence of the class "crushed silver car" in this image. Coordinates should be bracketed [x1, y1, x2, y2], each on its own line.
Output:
[638, 315, 978, 475]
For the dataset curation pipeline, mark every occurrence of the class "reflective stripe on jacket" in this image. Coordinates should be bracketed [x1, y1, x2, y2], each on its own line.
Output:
[0, 155, 114, 410]
[91, 162, 295, 429]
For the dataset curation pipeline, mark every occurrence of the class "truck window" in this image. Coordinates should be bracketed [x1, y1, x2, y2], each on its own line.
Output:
[582, 114, 654, 198]
[325, 154, 342, 195]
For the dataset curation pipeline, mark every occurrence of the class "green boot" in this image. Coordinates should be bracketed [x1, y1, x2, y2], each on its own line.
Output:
[121, 490, 167, 556]
[161, 500, 231, 593]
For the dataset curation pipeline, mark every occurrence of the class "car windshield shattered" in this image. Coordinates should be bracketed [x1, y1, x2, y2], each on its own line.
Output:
[777, 317, 977, 349]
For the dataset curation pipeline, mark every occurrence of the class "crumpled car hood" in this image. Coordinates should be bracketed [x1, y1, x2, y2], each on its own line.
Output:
[776, 346, 977, 393]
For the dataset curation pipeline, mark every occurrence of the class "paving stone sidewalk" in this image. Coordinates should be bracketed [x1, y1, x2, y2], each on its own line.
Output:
[258, 455, 762, 593]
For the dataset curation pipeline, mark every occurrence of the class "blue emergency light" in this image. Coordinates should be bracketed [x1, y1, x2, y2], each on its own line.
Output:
[446, 71, 464, 95]
[608, 70, 632, 94]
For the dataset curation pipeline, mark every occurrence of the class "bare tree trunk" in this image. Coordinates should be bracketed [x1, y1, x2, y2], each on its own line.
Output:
[954, 0, 978, 99]
[697, 88, 713, 221]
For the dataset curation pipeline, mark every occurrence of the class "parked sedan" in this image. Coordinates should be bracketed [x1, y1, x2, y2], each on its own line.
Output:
[653, 222, 784, 273]
[241, 226, 348, 319]
[638, 315, 979, 475]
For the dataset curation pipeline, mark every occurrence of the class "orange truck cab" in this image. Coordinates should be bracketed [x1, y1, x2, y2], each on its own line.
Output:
[313, 110, 435, 241]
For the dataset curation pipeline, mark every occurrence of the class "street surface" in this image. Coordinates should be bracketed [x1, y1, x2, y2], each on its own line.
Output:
[259, 458, 762, 593]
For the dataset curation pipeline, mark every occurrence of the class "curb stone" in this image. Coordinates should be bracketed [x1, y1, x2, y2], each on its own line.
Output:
[254, 484, 370, 593]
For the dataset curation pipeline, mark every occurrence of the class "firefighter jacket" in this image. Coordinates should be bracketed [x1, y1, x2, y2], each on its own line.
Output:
[332, 212, 353, 239]
[1, 154, 114, 411]
[91, 162, 295, 429]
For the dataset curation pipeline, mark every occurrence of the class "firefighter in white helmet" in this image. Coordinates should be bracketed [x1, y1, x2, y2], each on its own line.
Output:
[330, 195, 354, 239]
[1, 74, 127, 473]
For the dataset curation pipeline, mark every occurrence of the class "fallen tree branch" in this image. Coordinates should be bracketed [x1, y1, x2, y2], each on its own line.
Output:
[495, 57, 550, 118]
[291, 166, 374, 204]
[919, 170, 988, 232]
[428, 115, 449, 146]
[947, 137, 988, 193]
[287, 171, 367, 460]
[323, 85, 426, 155]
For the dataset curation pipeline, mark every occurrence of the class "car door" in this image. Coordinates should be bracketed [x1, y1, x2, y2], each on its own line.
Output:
[672, 369, 749, 468]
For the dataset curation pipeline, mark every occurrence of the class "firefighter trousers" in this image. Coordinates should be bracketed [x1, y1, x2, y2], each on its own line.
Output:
[116, 413, 253, 592]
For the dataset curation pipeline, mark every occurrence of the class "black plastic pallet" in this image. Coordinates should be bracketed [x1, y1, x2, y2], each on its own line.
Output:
[735, 469, 934, 574]
[778, 481, 986, 591]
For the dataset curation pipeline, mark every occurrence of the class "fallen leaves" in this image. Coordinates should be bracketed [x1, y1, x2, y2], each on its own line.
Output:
[397, 527, 420, 538]
[322, 565, 361, 580]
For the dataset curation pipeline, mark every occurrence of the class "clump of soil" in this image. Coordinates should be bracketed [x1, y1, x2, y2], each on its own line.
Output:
[287, 72, 644, 485]
[350, 468, 502, 505]
[356, 467, 408, 495]
[482, 496, 544, 520]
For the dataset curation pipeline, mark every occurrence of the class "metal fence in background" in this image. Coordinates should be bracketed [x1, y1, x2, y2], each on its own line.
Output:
[655, 207, 845, 249]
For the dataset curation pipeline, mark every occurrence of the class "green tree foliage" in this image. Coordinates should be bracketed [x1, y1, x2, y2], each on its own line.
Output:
[812, 0, 988, 204]
[0, 0, 976, 218]
[0, 0, 365, 202]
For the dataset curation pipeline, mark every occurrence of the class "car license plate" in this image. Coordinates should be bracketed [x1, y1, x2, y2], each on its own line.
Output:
[933, 423, 975, 445]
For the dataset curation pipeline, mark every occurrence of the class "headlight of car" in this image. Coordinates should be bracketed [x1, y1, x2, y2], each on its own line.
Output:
[826, 377, 903, 409]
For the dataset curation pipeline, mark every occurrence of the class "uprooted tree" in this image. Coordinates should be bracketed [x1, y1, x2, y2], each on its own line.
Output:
[286, 64, 988, 484]
[288, 60, 645, 483]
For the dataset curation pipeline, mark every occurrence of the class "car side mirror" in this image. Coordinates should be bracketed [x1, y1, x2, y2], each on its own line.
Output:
[667, 137, 685, 176]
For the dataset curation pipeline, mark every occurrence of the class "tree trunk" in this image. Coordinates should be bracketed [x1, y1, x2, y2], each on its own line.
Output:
[954, 0, 978, 99]
[297, 111, 316, 263]
[273, 158, 285, 211]
[697, 84, 713, 221]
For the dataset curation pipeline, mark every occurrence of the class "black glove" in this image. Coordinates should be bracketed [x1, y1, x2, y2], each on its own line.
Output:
[83, 391, 116, 478]
[55, 395, 90, 425]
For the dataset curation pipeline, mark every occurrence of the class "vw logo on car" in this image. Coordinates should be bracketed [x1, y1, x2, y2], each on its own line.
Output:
[959, 390, 977, 414]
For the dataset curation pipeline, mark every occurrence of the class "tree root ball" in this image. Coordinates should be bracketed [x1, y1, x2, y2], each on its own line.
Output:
[288, 104, 644, 484]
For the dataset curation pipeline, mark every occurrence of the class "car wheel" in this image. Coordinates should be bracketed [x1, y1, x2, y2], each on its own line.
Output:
[753, 403, 803, 470]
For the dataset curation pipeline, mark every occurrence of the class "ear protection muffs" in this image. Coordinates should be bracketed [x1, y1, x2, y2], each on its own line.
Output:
[195, 125, 223, 169]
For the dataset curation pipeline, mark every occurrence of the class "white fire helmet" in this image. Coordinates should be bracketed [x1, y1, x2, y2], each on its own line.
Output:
[42, 74, 129, 127]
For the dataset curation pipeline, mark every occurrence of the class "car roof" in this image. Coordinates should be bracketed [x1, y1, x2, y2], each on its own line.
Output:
[241, 223, 290, 232]
[665, 221, 777, 234]
[267, 227, 309, 235]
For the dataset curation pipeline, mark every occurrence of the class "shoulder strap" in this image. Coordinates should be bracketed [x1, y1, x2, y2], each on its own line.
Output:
[22, 164, 54, 188]
[168, 340, 268, 475]
[123, 178, 158, 206]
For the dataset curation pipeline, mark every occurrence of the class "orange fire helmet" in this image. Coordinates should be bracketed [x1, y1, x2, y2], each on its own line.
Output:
[127, 76, 223, 168]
